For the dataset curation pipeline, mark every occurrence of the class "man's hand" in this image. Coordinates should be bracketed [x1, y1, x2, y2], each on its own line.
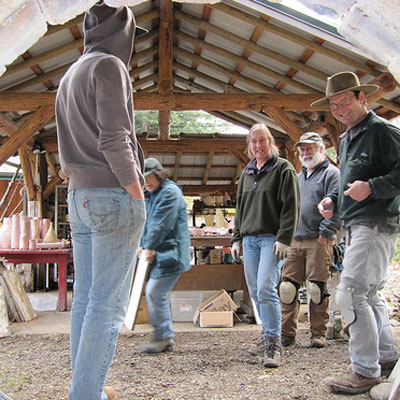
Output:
[318, 197, 335, 219]
[124, 180, 144, 200]
[231, 242, 242, 263]
[143, 248, 156, 263]
[344, 180, 371, 201]
[273, 241, 289, 260]
[317, 235, 327, 245]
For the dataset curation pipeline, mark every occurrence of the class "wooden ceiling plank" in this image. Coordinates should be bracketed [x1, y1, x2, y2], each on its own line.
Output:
[9, 64, 72, 92]
[0, 105, 54, 165]
[212, 2, 382, 78]
[176, 10, 328, 82]
[175, 33, 319, 93]
[4, 10, 159, 78]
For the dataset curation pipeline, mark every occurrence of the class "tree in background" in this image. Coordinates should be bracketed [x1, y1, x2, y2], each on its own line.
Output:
[135, 110, 246, 135]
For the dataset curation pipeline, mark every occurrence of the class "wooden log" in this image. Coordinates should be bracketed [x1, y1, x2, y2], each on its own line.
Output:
[0, 274, 20, 322]
[0, 282, 11, 338]
[0, 263, 36, 322]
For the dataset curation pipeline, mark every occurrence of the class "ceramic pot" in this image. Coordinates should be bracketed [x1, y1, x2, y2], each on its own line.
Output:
[43, 222, 58, 243]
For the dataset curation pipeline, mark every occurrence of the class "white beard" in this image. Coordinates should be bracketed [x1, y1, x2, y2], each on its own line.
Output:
[301, 153, 323, 170]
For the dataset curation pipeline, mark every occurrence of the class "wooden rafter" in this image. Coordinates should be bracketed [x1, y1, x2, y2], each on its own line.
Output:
[0, 106, 54, 165]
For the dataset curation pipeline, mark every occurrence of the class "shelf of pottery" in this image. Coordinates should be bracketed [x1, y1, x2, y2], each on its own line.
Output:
[0, 215, 69, 250]
[54, 185, 71, 240]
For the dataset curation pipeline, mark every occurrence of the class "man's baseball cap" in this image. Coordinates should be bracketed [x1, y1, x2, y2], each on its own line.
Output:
[294, 132, 324, 147]
[144, 158, 163, 176]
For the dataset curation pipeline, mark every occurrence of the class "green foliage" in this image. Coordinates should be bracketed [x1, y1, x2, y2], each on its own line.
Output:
[392, 234, 400, 263]
[135, 110, 244, 135]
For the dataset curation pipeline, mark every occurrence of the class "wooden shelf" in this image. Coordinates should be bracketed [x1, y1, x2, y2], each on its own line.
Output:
[174, 264, 244, 291]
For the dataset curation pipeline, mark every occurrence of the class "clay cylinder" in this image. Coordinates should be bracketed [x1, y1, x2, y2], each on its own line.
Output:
[19, 216, 31, 250]
[0, 217, 12, 249]
[30, 217, 41, 240]
[41, 218, 51, 239]
[11, 214, 20, 249]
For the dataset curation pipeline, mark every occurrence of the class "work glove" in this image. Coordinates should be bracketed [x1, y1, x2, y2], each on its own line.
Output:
[273, 241, 289, 260]
[231, 241, 242, 263]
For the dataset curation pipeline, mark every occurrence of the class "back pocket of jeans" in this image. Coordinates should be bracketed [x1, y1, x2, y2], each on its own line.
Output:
[85, 197, 120, 232]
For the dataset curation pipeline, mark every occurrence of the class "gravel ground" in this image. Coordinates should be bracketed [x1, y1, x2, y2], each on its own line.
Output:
[0, 326, 380, 400]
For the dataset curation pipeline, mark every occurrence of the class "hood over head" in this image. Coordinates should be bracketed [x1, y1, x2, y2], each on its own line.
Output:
[83, 3, 138, 66]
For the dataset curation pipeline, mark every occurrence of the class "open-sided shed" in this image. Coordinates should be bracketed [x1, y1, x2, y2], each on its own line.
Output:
[0, 0, 399, 202]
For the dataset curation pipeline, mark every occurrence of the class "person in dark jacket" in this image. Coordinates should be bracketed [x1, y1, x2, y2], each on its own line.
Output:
[314, 71, 400, 394]
[55, 4, 147, 399]
[280, 132, 341, 349]
[231, 123, 300, 368]
[139, 158, 191, 354]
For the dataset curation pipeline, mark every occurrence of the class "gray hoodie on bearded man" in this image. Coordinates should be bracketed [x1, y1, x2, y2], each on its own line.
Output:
[56, 3, 144, 190]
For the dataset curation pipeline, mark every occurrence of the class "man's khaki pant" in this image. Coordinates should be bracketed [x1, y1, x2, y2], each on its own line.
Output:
[281, 238, 333, 337]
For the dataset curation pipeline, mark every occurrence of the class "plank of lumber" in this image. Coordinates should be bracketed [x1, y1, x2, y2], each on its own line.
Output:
[1, 267, 37, 322]
[0, 282, 11, 338]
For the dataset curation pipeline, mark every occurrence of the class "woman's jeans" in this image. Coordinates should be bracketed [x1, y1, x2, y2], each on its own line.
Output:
[243, 234, 282, 338]
[67, 188, 145, 400]
[337, 225, 398, 378]
[145, 273, 181, 339]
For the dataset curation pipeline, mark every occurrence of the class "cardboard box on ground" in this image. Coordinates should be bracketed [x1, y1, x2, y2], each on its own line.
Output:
[193, 289, 239, 328]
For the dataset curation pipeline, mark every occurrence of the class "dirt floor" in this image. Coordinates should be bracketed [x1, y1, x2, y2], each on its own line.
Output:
[0, 323, 393, 400]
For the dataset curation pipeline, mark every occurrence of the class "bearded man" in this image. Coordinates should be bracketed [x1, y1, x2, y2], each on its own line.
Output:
[279, 132, 341, 348]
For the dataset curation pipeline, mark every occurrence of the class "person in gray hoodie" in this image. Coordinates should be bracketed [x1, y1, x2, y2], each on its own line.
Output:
[279, 132, 341, 349]
[55, 3, 146, 399]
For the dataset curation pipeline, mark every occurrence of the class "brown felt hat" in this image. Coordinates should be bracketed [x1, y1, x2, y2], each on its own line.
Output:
[311, 71, 379, 108]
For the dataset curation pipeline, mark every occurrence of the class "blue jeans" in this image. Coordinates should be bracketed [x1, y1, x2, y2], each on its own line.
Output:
[337, 225, 398, 378]
[243, 234, 282, 338]
[67, 188, 145, 400]
[145, 273, 181, 339]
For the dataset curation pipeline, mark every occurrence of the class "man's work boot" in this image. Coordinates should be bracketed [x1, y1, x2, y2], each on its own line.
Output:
[323, 372, 382, 394]
[263, 336, 283, 368]
[104, 386, 117, 400]
[281, 334, 295, 347]
[310, 334, 327, 348]
[380, 359, 398, 378]
[248, 338, 266, 356]
[139, 337, 173, 354]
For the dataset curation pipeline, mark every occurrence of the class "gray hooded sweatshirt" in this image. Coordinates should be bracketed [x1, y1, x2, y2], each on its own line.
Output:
[56, 4, 144, 190]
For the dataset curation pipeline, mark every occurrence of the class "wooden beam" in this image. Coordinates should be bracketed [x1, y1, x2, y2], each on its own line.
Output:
[181, 184, 237, 196]
[0, 106, 54, 165]
[0, 92, 329, 112]
[173, 151, 182, 181]
[158, 0, 173, 95]
[18, 144, 36, 201]
[202, 151, 215, 185]
[158, 110, 171, 140]
[0, 113, 37, 200]
[263, 105, 303, 143]
[42, 176, 63, 200]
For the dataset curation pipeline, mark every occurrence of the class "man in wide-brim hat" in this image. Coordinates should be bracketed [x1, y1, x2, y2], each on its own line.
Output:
[313, 71, 400, 395]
